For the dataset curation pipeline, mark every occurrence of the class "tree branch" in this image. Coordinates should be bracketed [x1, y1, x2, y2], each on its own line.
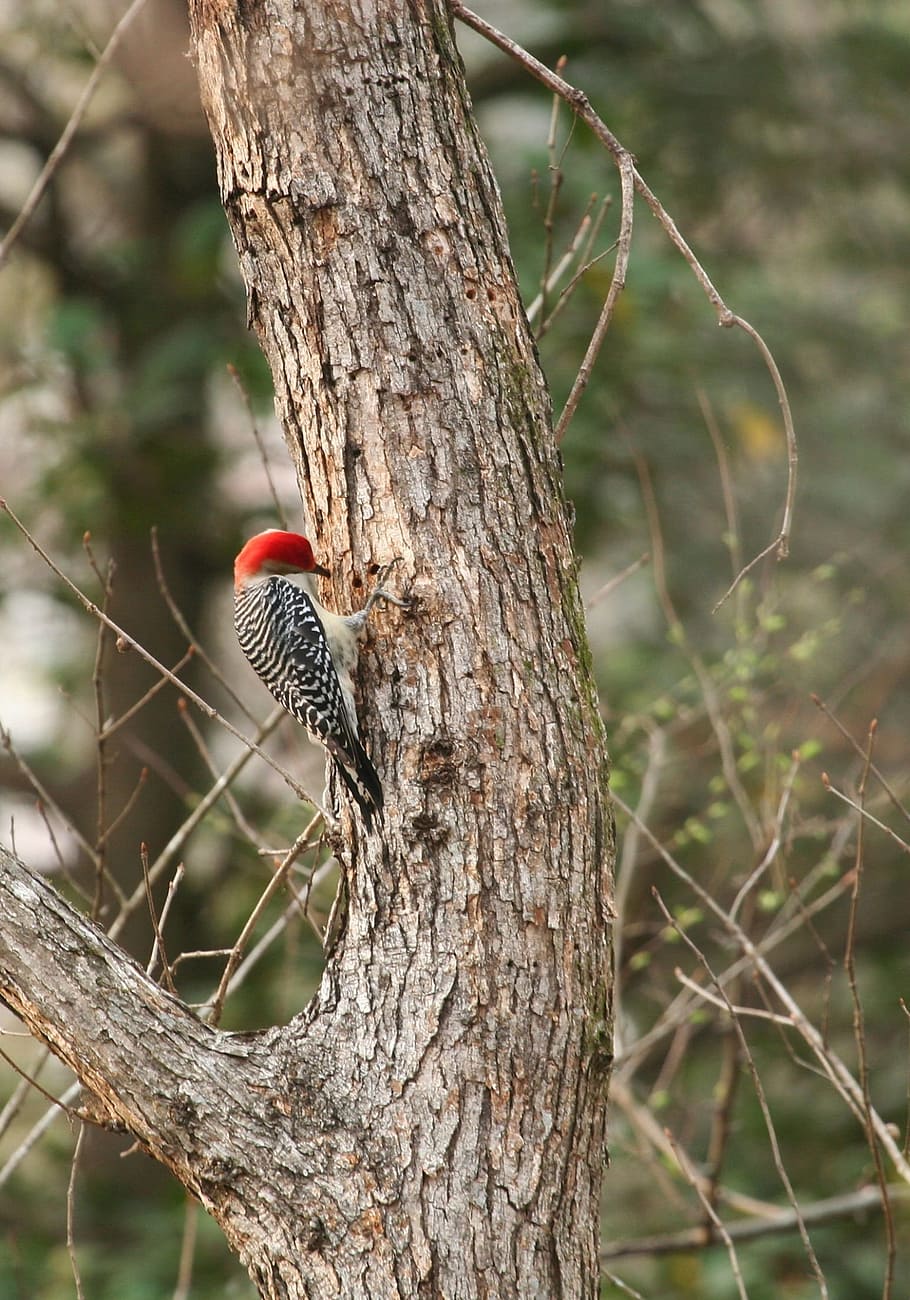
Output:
[0, 843, 266, 1195]
[450, 0, 798, 596]
[0, 0, 149, 270]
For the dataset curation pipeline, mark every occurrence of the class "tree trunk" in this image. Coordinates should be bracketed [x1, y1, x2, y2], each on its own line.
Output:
[0, 2, 613, 1297]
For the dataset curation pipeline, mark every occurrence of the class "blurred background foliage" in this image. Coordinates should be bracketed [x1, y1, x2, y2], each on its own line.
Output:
[1, 0, 908, 1295]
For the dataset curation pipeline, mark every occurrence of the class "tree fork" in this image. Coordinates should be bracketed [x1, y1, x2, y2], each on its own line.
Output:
[0, 3, 614, 1297]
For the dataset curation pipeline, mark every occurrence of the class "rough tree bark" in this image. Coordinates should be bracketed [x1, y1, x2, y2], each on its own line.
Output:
[0, 2, 613, 1297]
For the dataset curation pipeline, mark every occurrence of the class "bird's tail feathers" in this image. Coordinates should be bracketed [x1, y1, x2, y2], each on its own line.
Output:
[328, 735, 384, 833]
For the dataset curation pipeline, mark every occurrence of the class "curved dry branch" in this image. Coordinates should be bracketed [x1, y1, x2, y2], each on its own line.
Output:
[450, 1, 798, 596]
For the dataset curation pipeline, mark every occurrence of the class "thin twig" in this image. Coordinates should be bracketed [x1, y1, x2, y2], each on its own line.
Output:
[1, 722, 100, 866]
[554, 150, 633, 443]
[172, 1198, 199, 1300]
[33, 800, 93, 904]
[449, 1, 797, 576]
[100, 647, 195, 740]
[177, 699, 262, 846]
[654, 888, 828, 1297]
[664, 1125, 750, 1300]
[601, 1268, 647, 1298]
[226, 364, 289, 530]
[616, 864, 855, 1082]
[151, 526, 258, 723]
[538, 241, 616, 340]
[66, 1124, 87, 1300]
[711, 315, 798, 608]
[610, 1077, 778, 1222]
[96, 768, 148, 860]
[88, 548, 115, 920]
[842, 721, 895, 1298]
[0, 1042, 81, 1121]
[526, 194, 597, 325]
[821, 775, 910, 856]
[673, 972, 795, 1026]
[729, 751, 800, 922]
[210, 858, 337, 1004]
[140, 843, 177, 994]
[703, 1027, 742, 1215]
[202, 816, 321, 1025]
[585, 551, 650, 610]
[537, 58, 570, 329]
[105, 704, 286, 943]
[812, 694, 910, 827]
[634, 452, 762, 848]
[146, 863, 185, 981]
[612, 724, 665, 1058]
[612, 792, 910, 1186]
[0, 0, 150, 269]
[172, 948, 235, 972]
[0, 1046, 52, 1142]
[901, 998, 910, 1160]
[0, 1082, 82, 1189]
[0, 500, 311, 801]
[697, 386, 743, 582]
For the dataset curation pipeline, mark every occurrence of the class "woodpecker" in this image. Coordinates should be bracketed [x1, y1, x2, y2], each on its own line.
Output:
[233, 529, 407, 832]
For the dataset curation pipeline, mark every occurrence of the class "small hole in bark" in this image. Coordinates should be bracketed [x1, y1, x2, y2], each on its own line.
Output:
[465, 287, 477, 300]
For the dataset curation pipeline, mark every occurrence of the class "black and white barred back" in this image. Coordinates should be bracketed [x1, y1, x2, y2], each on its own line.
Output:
[234, 575, 384, 831]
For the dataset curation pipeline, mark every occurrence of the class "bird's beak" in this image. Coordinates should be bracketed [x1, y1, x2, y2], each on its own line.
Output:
[312, 562, 331, 577]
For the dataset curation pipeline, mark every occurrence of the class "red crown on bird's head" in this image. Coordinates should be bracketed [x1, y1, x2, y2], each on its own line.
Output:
[233, 530, 330, 590]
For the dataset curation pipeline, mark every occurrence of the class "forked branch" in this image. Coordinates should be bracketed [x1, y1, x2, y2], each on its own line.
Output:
[450, 1, 798, 603]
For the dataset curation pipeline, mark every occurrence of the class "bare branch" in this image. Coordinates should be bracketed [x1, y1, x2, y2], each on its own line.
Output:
[654, 888, 829, 1297]
[813, 694, 910, 828]
[151, 527, 258, 724]
[66, 1124, 87, 1300]
[450, 1, 797, 575]
[664, 1124, 750, 1300]
[697, 386, 743, 581]
[555, 150, 633, 443]
[729, 751, 800, 922]
[106, 704, 285, 944]
[202, 816, 322, 1025]
[841, 721, 896, 1297]
[821, 774, 910, 856]
[1, 721, 100, 869]
[226, 365, 289, 530]
[585, 552, 650, 610]
[601, 1184, 910, 1261]
[0, 500, 310, 802]
[0, 0, 150, 269]
[634, 453, 762, 849]
[0, 1081, 82, 1190]
[172, 1198, 200, 1300]
[526, 193, 603, 328]
[0, 842, 274, 1190]
[140, 843, 177, 994]
[613, 793, 910, 1186]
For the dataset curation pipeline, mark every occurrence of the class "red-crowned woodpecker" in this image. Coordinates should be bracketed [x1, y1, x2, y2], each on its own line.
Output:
[233, 529, 407, 832]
